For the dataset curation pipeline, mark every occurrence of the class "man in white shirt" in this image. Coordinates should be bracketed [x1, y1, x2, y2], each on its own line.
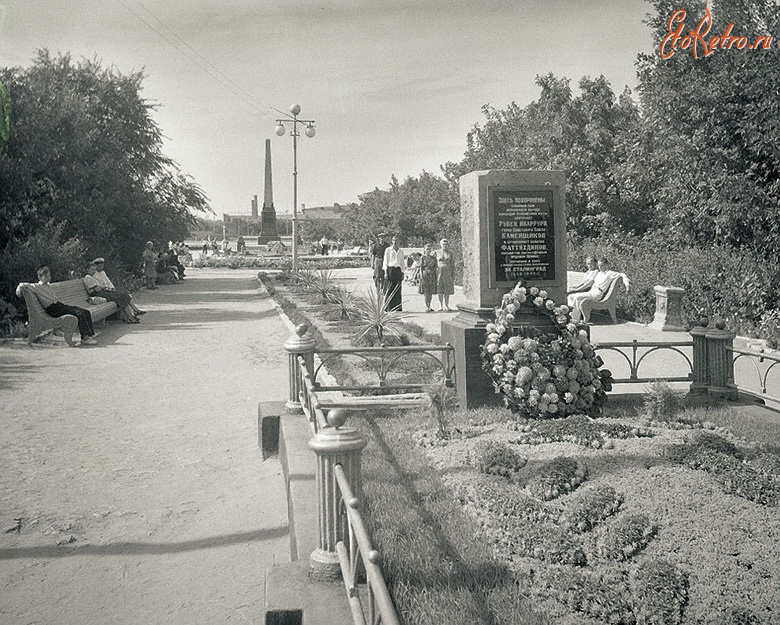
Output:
[382, 235, 405, 311]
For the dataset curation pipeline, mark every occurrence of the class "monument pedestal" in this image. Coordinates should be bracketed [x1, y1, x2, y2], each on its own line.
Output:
[448, 169, 567, 410]
[441, 305, 503, 410]
[649, 286, 685, 332]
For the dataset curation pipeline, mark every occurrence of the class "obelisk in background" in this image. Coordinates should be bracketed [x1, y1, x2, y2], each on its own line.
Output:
[258, 139, 280, 245]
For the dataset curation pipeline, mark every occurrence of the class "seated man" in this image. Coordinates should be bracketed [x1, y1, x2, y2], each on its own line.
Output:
[17, 266, 97, 346]
[156, 253, 179, 284]
[83, 261, 139, 324]
[567, 256, 599, 301]
[569, 257, 630, 323]
[88, 257, 145, 316]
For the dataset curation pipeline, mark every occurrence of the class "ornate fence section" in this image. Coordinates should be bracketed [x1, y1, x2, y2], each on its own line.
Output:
[334, 463, 401, 625]
[729, 346, 780, 405]
[594, 340, 694, 384]
[283, 324, 402, 624]
[313, 344, 455, 393]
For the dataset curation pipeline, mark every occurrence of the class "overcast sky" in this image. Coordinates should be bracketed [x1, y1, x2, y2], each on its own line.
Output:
[0, 1, 654, 218]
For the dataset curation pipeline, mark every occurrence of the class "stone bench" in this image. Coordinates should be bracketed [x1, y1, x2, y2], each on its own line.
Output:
[16, 279, 119, 346]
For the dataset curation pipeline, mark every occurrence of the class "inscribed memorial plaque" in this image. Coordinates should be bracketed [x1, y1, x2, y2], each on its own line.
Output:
[488, 188, 555, 286]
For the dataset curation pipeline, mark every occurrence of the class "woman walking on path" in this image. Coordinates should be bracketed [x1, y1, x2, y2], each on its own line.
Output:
[142, 241, 158, 289]
[417, 243, 438, 312]
[435, 238, 454, 311]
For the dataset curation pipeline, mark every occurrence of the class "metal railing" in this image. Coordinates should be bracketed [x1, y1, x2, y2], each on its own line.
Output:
[729, 346, 780, 404]
[313, 344, 455, 393]
[296, 354, 329, 432]
[594, 340, 694, 384]
[334, 464, 401, 625]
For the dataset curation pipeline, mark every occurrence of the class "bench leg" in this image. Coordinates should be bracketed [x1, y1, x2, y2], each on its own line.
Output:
[608, 305, 617, 324]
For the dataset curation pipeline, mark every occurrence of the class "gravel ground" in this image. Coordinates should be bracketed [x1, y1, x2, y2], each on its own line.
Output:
[0, 268, 291, 625]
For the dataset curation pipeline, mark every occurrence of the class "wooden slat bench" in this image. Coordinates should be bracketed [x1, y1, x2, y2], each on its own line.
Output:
[16, 279, 119, 346]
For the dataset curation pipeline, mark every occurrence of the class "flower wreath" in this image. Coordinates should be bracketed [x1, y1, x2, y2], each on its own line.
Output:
[480, 283, 613, 418]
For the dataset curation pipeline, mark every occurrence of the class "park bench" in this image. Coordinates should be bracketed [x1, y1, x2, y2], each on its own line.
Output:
[580, 274, 626, 324]
[16, 279, 119, 346]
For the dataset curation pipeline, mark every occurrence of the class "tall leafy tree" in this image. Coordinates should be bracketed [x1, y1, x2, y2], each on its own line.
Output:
[0, 50, 209, 298]
[636, 0, 780, 255]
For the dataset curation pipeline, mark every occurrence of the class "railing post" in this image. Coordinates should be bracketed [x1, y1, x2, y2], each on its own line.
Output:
[705, 321, 738, 399]
[283, 324, 316, 413]
[689, 321, 709, 395]
[308, 408, 367, 581]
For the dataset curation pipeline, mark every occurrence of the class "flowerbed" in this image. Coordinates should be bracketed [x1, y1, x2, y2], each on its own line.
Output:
[415, 404, 780, 624]
[191, 254, 369, 270]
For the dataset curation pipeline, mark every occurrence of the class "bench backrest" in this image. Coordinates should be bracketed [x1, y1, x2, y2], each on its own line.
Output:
[51, 279, 91, 307]
[600, 275, 624, 302]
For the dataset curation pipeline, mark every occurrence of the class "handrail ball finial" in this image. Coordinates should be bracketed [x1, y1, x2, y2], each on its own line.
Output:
[327, 408, 348, 429]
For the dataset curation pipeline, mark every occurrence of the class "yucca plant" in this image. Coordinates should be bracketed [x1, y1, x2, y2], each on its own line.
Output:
[292, 267, 316, 291]
[307, 269, 339, 304]
[352, 286, 409, 345]
[329, 286, 360, 320]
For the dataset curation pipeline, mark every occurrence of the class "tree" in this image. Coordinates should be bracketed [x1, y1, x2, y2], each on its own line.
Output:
[0, 50, 209, 299]
[446, 73, 649, 237]
[636, 0, 780, 256]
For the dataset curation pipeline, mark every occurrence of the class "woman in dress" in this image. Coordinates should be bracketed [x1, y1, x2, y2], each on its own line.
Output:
[417, 243, 438, 312]
[435, 238, 454, 311]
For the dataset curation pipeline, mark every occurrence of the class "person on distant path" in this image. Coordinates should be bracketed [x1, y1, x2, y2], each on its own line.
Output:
[83, 259, 142, 323]
[383, 235, 405, 312]
[435, 238, 454, 311]
[370, 233, 389, 293]
[17, 266, 97, 346]
[567, 256, 599, 299]
[142, 241, 158, 290]
[569, 257, 630, 323]
[417, 243, 438, 312]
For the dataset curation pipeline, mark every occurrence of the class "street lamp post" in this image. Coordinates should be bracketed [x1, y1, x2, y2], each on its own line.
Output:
[275, 104, 316, 274]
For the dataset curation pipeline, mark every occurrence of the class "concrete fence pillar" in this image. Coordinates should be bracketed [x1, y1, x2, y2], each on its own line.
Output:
[283, 324, 316, 413]
[689, 323, 709, 395]
[705, 322, 738, 399]
[308, 409, 367, 581]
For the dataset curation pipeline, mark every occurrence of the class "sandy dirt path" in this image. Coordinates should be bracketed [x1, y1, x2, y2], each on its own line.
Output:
[0, 268, 291, 625]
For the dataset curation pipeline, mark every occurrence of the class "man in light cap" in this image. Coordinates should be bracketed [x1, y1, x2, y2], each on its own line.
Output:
[86, 258, 146, 318]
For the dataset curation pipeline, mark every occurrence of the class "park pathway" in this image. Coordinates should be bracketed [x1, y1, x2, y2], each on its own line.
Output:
[0, 268, 290, 625]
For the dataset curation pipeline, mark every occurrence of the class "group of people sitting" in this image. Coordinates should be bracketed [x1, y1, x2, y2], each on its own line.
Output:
[16, 258, 147, 347]
[142, 242, 186, 289]
[567, 256, 629, 323]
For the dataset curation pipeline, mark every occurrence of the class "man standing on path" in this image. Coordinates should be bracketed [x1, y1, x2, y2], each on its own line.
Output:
[383, 235, 405, 312]
[370, 232, 389, 293]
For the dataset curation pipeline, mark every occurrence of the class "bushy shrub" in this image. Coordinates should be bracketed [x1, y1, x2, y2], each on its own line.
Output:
[568, 235, 780, 341]
[522, 457, 588, 501]
[511, 414, 652, 448]
[629, 559, 689, 625]
[563, 486, 624, 533]
[642, 381, 684, 422]
[473, 441, 528, 481]
[536, 566, 634, 623]
[596, 513, 658, 561]
[461, 482, 586, 566]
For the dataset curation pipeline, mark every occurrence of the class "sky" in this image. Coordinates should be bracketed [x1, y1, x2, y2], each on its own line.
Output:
[0, 0, 655, 219]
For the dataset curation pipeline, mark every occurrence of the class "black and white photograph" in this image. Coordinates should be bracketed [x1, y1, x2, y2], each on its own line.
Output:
[1, 1, 779, 623]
